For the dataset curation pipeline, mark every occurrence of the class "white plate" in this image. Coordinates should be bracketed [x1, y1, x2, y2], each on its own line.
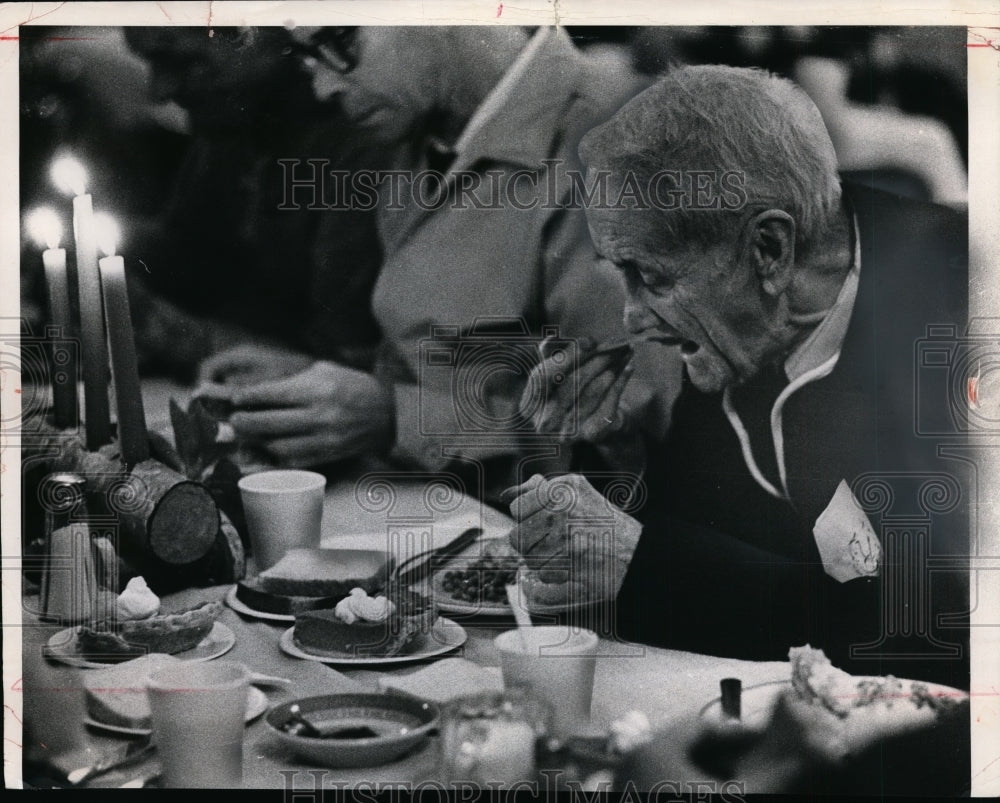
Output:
[699, 677, 968, 749]
[44, 622, 236, 669]
[431, 540, 608, 616]
[225, 586, 295, 623]
[280, 617, 467, 666]
[84, 686, 269, 736]
[432, 584, 603, 616]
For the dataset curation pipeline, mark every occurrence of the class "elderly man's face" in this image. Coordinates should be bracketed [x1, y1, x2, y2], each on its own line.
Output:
[289, 27, 438, 143]
[586, 206, 787, 394]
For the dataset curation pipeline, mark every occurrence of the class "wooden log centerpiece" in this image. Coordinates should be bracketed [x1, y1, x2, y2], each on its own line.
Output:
[27, 422, 223, 583]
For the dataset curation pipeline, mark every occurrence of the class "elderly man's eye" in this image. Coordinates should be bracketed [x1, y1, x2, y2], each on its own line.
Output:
[639, 268, 664, 287]
[622, 261, 667, 289]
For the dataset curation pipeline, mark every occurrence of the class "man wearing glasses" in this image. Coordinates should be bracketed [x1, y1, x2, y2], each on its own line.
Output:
[205, 26, 677, 500]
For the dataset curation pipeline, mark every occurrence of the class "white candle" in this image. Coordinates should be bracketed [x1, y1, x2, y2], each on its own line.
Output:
[52, 157, 111, 449]
[97, 216, 149, 468]
[27, 206, 79, 428]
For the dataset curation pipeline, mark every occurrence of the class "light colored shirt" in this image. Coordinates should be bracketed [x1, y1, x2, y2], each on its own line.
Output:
[722, 217, 862, 500]
[451, 27, 551, 159]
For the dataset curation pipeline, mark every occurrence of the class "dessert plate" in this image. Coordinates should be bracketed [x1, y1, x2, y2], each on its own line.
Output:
[44, 622, 236, 669]
[279, 617, 467, 666]
[84, 686, 268, 736]
[225, 585, 295, 623]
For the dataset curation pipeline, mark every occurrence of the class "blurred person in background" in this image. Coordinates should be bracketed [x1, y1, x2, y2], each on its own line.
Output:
[122, 26, 385, 382]
[20, 26, 189, 334]
[203, 25, 680, 499]
[629, 26, 968, 206]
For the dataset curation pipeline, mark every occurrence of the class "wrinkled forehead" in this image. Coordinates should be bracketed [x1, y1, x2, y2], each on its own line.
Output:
[582, 185, 670, 258]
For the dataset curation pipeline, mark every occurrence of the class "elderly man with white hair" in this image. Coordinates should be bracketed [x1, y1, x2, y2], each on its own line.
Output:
[505, 65, 969, 690]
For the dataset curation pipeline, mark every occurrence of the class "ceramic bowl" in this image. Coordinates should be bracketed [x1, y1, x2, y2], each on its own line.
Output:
[266, 693, 439, 768]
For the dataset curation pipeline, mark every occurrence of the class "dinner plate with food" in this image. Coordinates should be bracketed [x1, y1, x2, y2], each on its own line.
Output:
[279, 586, 467, 666]
[44, 576, 233, 669]
[430, 537, 609, 616]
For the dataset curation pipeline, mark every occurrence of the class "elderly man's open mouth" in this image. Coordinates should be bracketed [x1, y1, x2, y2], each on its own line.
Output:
[643, 332, 698, 354]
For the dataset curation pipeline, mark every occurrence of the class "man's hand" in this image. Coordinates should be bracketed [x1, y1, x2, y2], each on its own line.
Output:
[227, 361, 395, 467]
[526, 336, 634, 442]
[500, 473, 641, 603]
[198, 344, 315, 386]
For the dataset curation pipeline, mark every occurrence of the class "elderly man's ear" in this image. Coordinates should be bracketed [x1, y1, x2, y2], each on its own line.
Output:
[742, 210, 796, 296]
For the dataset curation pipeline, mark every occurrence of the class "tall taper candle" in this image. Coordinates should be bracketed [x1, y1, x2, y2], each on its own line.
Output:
[42, 248, 79, 428]
[99, 254, 149, 467]
[27, 206, 80, 430]
[72, 193, 112, 449]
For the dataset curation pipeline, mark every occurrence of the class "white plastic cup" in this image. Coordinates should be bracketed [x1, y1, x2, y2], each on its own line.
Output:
[146, 660, 249, 788]
[494, 626, 599, 737]
[238, 470, 326, 571]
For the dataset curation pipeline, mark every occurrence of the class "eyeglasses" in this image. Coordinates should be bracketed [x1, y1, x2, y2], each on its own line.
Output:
[291, 27, 359, 74]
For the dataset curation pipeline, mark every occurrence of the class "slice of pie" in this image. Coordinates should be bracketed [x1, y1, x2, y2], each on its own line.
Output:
[77, 600, 223, 660]
[293, 588, 437, 658]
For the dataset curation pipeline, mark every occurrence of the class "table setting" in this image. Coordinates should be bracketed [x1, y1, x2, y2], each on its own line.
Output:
[19, 469, 970, 792]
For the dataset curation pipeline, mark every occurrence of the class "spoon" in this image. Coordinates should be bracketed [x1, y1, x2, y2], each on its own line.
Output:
[505, 565, 532, 651]
[285, 704, 324, 738]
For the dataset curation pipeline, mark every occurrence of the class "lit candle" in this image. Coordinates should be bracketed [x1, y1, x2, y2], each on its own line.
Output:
[51, 156, 111, 450]
[26, 207, 79, 429]
[96, 214, 149, 468]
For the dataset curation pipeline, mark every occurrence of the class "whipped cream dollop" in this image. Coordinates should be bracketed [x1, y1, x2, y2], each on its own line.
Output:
[334, 588, 395, 624]
[116, 576, 160, 620]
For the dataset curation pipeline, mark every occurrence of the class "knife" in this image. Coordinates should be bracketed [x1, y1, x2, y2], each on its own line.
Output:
[392, 527, 483, 587]
[66, 737, 155, 786]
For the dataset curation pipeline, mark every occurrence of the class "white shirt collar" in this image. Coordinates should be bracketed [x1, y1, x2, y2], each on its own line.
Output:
[722, 215, 862, 500]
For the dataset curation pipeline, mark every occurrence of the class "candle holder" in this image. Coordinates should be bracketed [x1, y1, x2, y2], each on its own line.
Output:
[23, 421, 245, 594]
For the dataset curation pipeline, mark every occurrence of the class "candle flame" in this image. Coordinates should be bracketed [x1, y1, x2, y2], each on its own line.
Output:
[25, 207, 63, 250]
[969, 361, 981, 411]
[94, 212, 121, 257]
[50, 155, 88, 197]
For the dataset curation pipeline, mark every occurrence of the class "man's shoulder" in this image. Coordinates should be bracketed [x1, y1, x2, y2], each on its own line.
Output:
[534, 34, 648, 140]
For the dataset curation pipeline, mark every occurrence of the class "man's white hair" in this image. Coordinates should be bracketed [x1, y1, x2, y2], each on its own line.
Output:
[580, 65, 842, 254]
